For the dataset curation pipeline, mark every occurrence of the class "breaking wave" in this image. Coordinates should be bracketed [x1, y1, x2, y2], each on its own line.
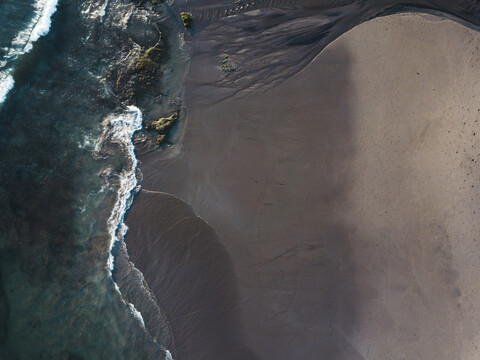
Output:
[0, 71, 14, 105]
[0, 0, 59, 104]
[95, 105, 143, 271]
[93, 106, 162, 337]
[9, 0, 59, 56]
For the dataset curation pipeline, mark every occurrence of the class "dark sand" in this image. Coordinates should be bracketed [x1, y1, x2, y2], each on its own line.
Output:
[124, 191, 256, 360]
[125, 12, 480, 360]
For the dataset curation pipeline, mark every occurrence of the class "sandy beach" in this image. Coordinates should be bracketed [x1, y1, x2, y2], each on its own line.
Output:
[125, 12, 480, 360]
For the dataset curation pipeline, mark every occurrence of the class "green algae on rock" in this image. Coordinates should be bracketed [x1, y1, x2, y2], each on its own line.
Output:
[109, 29, 165, 103]
[180, 12, 193, 28]
[221, 54, 236, 74]
[145, 112, 178, 145]
[136, 38, 164, 89]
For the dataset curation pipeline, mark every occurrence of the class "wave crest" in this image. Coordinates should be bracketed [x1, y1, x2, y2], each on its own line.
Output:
[0, 0, 59, 104]
[95, 105, 143, 270]
[0, 71, 14, 105]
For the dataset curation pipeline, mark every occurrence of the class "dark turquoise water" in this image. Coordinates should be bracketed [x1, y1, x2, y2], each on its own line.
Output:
[0, 0, 181, 358]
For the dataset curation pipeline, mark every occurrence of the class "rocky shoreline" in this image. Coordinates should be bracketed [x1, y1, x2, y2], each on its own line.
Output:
[98, 0, 190, 356]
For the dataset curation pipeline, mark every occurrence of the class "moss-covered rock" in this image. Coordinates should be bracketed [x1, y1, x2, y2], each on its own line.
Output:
[145, 112, 178, 145]
[155, 133, 166, 145]
[145, 112, 177, 132]
[181, 12, 193, 28]
[221, 54, 236, 74]
[136, 38, 164, 88]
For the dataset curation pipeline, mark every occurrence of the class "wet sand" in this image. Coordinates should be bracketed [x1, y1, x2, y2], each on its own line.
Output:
[126, 13, 480, 360]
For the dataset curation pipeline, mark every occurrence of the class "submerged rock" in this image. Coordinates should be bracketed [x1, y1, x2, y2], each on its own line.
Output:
[136, 38, 164, 89]
[127, 16, 160, 48]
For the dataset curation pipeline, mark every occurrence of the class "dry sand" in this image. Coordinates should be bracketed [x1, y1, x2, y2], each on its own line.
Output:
[126, 13, 480, 360]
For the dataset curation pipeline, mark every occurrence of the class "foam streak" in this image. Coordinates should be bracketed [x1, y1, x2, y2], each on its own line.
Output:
[0, 71, 14, 105]
[99, 106, 143, 268]
[95, 106, 149, 329]
[0, 0, 59, 104]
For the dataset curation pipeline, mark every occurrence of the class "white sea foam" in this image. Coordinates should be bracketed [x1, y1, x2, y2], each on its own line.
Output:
[11, 0, 59, 54]
[0, 0, 59, 104]
[78, 133, 97, 149]
[95, 106, 147, 329]
[82, 1, 108, 21]
[165, 350, 174, 360]
[128, 303, 145, 328]
[97, 106, 142, 265]
[0, 71, 14, 105]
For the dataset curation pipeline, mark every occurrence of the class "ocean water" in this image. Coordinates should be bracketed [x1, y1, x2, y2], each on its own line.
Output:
[0, 0, 186, 358]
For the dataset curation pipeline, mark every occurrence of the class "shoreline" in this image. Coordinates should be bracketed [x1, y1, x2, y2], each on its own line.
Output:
[126, 9, 480, 359]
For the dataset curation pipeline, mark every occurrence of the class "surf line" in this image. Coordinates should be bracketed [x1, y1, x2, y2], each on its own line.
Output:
[96, 106, 177, 359]
[94, 106, 149, 327]
[95, 105, 143, 271]
[0, 0, 59, 105]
